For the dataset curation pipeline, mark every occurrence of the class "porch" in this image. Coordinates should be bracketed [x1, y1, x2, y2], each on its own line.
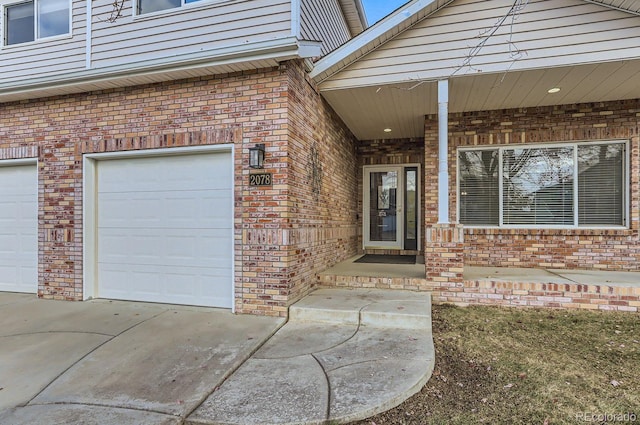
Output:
[317, 256, 640, 312]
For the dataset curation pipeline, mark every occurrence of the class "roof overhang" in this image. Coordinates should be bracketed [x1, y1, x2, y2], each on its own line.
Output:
[311, 0, 453, 83]
[0, 37, 322, 104]
[321, 60, 640, 140]
[311, 0, 640, 140]
[337, 0, 368, 36]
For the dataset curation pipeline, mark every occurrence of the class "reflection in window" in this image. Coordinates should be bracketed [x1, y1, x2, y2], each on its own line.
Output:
[38, 0, 70, 38]
[369, 171, 397, 242]
[459, 150, 499, 225]
[5, 0, 69, 45]
[503, 147, 574, 225]
[458, 142, 626, 228]
[6, 3, 35, 44]
[578, 144, 625, 225]
[138, 0, 203, 14]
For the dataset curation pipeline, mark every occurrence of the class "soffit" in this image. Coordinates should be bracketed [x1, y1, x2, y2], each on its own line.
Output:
[323, 60, 640, 140]
[586, 0, 640, 14]
[337, 0, 368, 35]
[313, 0, 640, 140]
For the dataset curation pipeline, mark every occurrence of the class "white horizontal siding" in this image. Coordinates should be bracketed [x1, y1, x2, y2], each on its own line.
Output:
[300, 0, 351, 54]
[0, 0, 86, 83]
[322, 0, 640, 90]
[91, 0, 292, 69]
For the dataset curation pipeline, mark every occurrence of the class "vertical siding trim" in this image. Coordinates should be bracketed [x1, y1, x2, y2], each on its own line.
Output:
[86, 0, 92, 68]
[291, 0, 301, 37]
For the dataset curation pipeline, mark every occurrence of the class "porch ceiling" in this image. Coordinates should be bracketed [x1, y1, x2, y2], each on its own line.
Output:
[321, 59, 640, 140]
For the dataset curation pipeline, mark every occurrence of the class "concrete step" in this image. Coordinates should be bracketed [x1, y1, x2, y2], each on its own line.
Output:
[289, 288, 432, 330]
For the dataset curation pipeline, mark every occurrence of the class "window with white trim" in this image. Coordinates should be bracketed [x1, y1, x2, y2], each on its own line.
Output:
[137, 0, 203, 14]
[4, 0, 69, 45]
[458, 141, 627, 228]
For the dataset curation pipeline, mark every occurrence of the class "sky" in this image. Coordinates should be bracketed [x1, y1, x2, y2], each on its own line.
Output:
[361, 0, 409, 24]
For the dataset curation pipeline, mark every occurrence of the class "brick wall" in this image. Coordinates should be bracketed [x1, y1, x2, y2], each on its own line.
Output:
[285, 61, 359, 304]
[0, 62, 356, 316]
[425, 99, 640, 271]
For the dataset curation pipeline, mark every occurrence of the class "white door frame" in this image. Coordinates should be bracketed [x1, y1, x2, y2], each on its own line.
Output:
[363, 166, 403, 249]
[363, 164, 421, 250]
[82, 144, 235, 311]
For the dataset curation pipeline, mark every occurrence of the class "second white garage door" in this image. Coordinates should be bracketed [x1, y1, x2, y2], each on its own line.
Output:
[0, 163, 37, 294]
[96, 152, 233, 308]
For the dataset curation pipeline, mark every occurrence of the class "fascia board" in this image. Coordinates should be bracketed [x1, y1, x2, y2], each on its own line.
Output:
[0, 37, 322, 101]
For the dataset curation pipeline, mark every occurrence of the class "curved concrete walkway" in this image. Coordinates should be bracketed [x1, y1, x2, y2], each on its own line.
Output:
[0, 293, 284, 425]
[188, 288, 435, 425]
[0, 289, 433, 425]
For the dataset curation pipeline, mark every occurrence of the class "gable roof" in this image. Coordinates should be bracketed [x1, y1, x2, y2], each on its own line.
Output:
[310, 0, 640, 140]
[311, 0, 640, 84]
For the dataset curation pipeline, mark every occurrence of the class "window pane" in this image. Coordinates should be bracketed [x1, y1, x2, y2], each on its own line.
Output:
[578, 143, 625, 226]
[503, 147, 574, 225]
[38, 0, 69, 38]
[138, 0, 180, 14]
[6, 2, 34, 45]
[459, 150, 499, 225]
[369, 171, 398, 242]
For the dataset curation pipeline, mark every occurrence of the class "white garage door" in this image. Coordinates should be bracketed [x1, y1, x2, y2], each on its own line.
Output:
[96, 152, 233, 308]
[0, 163, 37, 293]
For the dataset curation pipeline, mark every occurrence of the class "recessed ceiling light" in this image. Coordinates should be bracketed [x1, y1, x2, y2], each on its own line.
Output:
[383, 128, 392, 133]
[548, 87, 561, 94]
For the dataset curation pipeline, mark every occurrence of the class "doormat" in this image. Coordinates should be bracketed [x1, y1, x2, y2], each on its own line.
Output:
[354, 255, 417, 265]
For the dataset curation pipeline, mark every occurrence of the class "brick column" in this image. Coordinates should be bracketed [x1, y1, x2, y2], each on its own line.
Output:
[425, 223, 464, 285]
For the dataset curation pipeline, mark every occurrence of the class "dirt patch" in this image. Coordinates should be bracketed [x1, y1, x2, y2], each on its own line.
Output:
[351, 305, 639, 425]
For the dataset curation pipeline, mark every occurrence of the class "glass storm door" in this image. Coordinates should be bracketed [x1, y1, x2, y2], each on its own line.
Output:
[364, 167, 403, 249]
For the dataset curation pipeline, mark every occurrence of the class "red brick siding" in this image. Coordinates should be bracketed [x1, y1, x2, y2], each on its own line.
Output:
[317, 273, 640, 312]
[425, 100, 640, 271]
[435, 280, 640, 313]
[0, 61, 358, 316]
[0, 64, 309, 316]
[285, 61, 359, 303]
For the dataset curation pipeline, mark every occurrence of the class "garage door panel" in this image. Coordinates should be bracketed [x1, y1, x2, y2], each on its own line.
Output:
[99, 264, 232, 307]
[0, 233, 18, 254]
[98, 155, 232, 193]
[0, 202, 19, 220]
[99, 228, 231, 268]
[99, 190, 231, 229]
[0, 164, 37, 294]
[96, 152, 233, 308]
[0, 166, 35, 194]
[21, 264, 37, 285]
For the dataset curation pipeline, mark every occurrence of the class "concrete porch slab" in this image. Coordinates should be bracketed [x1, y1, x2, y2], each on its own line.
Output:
[319, 256, 640, 289]
[464, 266, 577, 284]
[548, 269, 640, 287]
[318, 255, 426, 279]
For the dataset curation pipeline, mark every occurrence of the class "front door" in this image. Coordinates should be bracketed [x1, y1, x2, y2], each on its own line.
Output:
[364, 166, 419, 250]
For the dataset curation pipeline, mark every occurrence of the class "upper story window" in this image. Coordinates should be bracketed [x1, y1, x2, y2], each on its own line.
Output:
[458, 141, 627, 228]
[137, 0, 203, 15]
[5, 0, 70, 45]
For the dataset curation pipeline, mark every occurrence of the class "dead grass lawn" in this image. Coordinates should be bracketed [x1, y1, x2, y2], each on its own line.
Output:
[353, 305, 639, 425]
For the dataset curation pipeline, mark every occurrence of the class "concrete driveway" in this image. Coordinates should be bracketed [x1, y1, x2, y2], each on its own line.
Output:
[0, 293, 283, 424]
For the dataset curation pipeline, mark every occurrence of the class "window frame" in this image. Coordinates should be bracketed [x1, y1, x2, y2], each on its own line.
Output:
[2, 0, 71, 47]
[456, 140, 629, 230]
[135, 0, 209, 17]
